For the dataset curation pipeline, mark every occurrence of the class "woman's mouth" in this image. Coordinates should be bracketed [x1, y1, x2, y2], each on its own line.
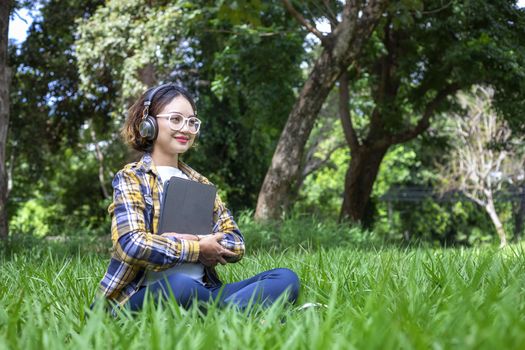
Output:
[174, 136, 189, 144]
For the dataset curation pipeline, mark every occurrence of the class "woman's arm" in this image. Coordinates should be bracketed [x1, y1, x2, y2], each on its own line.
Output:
[212, 194, 245, 263]
[110, 169, 200, 270]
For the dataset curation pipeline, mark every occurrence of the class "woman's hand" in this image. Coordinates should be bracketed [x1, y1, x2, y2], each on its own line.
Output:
[198, 233, 238, 267]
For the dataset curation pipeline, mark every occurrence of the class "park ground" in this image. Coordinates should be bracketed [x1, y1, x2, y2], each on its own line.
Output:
[1, 236, 524, 350]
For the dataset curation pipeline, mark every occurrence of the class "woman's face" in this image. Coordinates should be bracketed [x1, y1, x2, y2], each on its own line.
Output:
[154, 95, 197, 156]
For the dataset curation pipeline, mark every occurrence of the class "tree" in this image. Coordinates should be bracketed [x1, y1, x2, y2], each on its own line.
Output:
[335, 0, 525, 223]
[0, 1, 13, 239]
[437, 86, 525, 247]
[255, 0, 388, 221]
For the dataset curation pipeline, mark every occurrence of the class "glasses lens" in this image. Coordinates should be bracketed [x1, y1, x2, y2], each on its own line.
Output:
[188, 118, 200, 133]
[170, 114, 184, 129]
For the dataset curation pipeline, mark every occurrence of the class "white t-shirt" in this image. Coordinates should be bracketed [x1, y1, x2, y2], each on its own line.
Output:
[142, 165, 205, 286]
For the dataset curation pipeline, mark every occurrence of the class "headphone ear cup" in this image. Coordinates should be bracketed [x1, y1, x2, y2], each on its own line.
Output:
[139, 116, 158, 141]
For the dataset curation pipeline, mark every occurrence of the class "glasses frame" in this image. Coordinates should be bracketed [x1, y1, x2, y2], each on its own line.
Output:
[155, 113, 201, 134]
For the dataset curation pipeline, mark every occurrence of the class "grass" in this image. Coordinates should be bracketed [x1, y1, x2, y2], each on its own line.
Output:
[1, 241, 525, 349]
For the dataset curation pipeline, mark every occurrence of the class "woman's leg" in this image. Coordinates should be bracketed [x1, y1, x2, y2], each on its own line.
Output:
[127, 274, 212, 311]
[126, 268, 300, 311]
[213, 268, 300, 309]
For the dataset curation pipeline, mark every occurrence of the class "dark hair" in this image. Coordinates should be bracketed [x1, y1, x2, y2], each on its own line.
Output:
[122, 84, 197, 153]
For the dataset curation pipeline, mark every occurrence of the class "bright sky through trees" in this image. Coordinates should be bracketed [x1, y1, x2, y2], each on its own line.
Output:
[8, 8, 33, 42]
[7, 1, 525, 43]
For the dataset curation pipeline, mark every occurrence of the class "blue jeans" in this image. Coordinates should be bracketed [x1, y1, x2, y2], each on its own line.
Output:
[126, 268, 300, 311]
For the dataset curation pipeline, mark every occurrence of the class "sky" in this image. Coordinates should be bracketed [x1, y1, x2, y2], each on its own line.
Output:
[8, 1, 525, 43]
[8, 8, 33, 43]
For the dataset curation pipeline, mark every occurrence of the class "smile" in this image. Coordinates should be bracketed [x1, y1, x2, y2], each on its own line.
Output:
[174, 136, 189, 143]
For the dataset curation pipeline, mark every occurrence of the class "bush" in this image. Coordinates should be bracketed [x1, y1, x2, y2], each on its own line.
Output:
[236, 210, 380, 251]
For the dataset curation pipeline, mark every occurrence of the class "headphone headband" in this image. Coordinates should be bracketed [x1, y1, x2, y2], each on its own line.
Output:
[144, 83, 174, 107]
[142, 83, 174, 118]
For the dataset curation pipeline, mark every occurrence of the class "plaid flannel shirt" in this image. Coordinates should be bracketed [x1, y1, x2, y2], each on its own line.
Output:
[95, 153, 245, 307]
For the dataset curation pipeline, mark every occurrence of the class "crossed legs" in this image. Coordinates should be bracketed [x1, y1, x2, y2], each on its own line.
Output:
[127, 268, 300, 311]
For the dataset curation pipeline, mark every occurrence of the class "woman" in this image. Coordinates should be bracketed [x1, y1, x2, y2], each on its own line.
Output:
[94, 83, 300, 313]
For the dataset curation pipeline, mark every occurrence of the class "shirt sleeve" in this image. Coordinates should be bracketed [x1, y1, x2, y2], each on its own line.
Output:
[109, 169, 200, 270]
[212, 193, 245, 263]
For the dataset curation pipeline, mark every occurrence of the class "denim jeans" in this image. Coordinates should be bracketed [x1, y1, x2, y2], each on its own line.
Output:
[126, 268, 300, 311]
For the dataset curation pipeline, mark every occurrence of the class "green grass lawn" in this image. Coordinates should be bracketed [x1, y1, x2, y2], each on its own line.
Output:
[1, 244, 525, 349]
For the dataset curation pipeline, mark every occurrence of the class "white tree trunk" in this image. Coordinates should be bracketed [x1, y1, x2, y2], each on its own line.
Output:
[484, 198, 507, 248]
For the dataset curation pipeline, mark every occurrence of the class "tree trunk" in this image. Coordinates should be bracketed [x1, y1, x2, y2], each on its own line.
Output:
[484, 196, 507, 248]
[0, 1, 12, 240]
[339, 146, 388, 222]
[255, 0, 387, 221]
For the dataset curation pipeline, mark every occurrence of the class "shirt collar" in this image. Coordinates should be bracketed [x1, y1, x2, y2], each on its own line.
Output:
[138, 152, 159, 177]
[138, 152, 208, 184]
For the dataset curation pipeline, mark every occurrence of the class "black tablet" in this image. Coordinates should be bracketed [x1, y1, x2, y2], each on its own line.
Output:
[158, 176, 217, 236]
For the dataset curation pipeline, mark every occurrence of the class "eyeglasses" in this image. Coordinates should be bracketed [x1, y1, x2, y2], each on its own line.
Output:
[155, 113, 201, 134]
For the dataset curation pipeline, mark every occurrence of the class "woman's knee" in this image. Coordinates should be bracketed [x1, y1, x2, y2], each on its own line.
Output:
[272, 268, 300, 301]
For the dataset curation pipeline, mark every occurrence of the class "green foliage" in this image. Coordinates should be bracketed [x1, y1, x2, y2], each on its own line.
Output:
[9, 197, 57, 237]
[378, 199, 497, 245]
[292, 91, 349, 219]
[296, 117, 521, 245]
[1, 244, 525, 348]
[76, 0, 189, 107]
[323, 0, 525, 158]
[8, 146, 116, 238]
[237, 210, 377, 250]
[371, 138, 514, 245]
[373, 144, 419, 197]
[295, 145, 349, 219]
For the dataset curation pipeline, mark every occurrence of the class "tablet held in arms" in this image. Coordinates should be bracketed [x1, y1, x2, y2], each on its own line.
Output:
[158, 176, 217, 236]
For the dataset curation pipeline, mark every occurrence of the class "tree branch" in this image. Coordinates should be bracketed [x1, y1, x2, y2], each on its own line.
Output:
[302, 141, 347, 179]
[339, 70, 360, 150]
[303, 116, 335, 167]
[282, 0, 327, 43]
[462, 191, 486, 208]
[389, 83, 460, 145]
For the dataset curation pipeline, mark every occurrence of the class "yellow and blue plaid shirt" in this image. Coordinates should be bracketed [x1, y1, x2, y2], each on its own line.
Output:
[96, 153, 245, 306]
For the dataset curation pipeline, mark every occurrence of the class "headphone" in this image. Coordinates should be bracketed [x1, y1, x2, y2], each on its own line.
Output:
[139, 83, 193, 141]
